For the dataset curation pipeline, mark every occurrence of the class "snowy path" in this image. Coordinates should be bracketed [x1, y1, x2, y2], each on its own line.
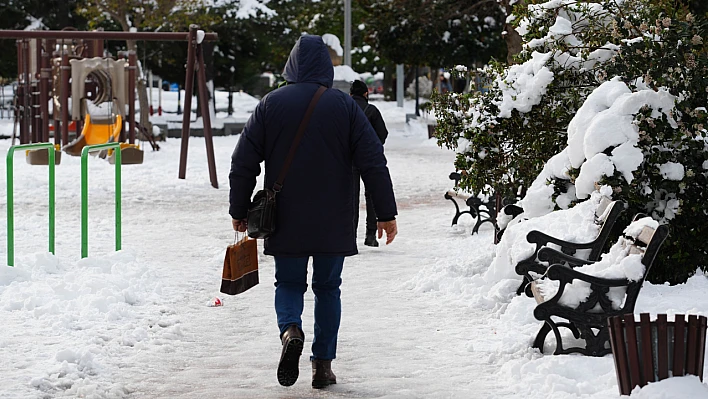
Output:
[126, 205, 502, 399]
[0, 125, 507, 398]
[5, 114, 706, 398]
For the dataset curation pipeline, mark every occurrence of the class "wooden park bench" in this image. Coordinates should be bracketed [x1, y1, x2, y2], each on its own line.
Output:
[514, 197, 625, 295]
[444, 172, 497, 235]
[528, 222, 669, 356]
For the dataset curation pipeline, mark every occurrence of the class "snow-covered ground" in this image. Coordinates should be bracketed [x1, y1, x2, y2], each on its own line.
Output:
[0, 97, 707, 398]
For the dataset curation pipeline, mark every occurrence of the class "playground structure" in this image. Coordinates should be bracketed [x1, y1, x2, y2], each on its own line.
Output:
[3, 26, 221, 266]
[9, 31, 146, 165]
[0, 26, 220, 188]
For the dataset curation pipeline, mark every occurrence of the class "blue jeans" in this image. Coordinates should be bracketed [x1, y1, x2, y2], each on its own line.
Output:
[274, 256, 344, 360]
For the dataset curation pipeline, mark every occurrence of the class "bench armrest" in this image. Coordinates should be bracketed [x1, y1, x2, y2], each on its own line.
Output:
[546, 264, 632, 288]
[502, 204, 524, 218]
[449, 172, 461, 186]
[515, 258, 550, 276]
[537, 247, 594, 267]
[526, 230, 599, 255]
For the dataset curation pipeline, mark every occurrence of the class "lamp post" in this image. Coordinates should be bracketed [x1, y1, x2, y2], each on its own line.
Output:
[396, 64, 404, 108]
[344, 0, 351, 66]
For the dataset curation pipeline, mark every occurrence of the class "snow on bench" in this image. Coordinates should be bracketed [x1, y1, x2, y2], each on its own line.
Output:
[528, 217, 670, 356]
[514, 196, 625, 295]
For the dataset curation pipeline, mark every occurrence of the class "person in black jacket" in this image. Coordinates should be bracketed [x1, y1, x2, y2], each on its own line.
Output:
[350, 79, 389, 247]
[229, 35, 398, 389]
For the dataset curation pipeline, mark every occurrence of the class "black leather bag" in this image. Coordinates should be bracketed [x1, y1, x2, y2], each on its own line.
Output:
[246, 86, 327, 239]
[247, 188, 277, 239]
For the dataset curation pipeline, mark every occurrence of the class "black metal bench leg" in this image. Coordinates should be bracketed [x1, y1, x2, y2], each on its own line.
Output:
[556, 322, 580, 339]
[578, 326, 612, 357]
[532, 321, 552, 353]
[548, 320, 567, 355]
[446, 195, 462, 226]
[516, 276, 530, 296]
[446, 194, 473, 226]
[471, 215, 484, 234]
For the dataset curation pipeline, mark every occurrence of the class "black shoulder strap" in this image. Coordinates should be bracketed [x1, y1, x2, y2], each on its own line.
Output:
[273, 86, 327, 192]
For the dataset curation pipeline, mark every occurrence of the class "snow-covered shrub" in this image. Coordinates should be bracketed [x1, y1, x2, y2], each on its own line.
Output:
[432, 0, 708, 283]
[431, 0, 624, 199]
[407, 75, 433, 98]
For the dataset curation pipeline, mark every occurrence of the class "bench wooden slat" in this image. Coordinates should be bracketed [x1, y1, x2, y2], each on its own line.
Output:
[624, 314, 643, 386]
[595, 196, 612, 219]
[639, 313, 654, 383]
[530, 281, 545, 304]
[636, 226, 655, 246]
[673, 314, 686, 376]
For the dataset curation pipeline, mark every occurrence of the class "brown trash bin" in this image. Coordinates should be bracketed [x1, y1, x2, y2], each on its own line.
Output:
[427, 124, 436, 139]
[608, 313, 707, 395]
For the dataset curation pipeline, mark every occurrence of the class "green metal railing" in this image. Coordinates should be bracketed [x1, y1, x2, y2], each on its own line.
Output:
[6, 143, 56, 266]
[81, 143, 122, 258]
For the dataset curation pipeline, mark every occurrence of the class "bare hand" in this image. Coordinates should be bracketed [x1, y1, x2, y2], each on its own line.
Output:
[232, 219, 247, 232]
[377, 220, 398, 245]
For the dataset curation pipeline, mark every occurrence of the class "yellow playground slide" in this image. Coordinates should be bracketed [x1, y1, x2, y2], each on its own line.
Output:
[63, 114, 122, 156]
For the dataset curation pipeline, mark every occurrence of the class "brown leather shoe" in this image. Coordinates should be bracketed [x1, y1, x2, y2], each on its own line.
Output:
[311, 359, 337, 389]
[277, 325, 304, 387]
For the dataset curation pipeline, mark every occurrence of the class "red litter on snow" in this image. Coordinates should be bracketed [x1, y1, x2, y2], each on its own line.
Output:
[208, 297, 223, 307]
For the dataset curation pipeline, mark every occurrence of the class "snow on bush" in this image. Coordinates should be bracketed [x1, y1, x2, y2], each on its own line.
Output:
[519, 78, 676, 213]
[432, 0, 626, 201]
[432, 0, 708, 283]
[407, 75, 433, 98]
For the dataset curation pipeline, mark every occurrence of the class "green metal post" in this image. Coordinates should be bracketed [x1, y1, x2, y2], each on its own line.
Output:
[6, 143, 56, 267]
[81, 143, 122, 258]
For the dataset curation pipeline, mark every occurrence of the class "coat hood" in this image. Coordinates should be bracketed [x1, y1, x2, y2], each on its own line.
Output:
[282, 35, 334, 88]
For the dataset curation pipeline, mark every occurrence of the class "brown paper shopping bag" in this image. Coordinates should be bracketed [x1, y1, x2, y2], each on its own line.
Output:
[220, 233, 259, 295]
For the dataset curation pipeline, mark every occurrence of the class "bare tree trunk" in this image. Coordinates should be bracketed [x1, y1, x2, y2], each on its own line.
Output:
[502, 0, 525, 64]
[127, 39, 152, 133]
[383, 63, 395, 101]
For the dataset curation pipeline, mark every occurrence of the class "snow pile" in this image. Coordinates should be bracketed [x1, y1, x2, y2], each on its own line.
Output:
[519, 1, 619, 71]
[495, 51, 554, 118]
[659, 162, 685, 181]
[0, 251, 176, 398]
[210, 0, 275, 19]
[322, 33, 344, 56]
[629, 376, 708, 398]
[234, 0, 275, 19]
[484, 0, 623, 122]
[520, 79, 676, 215]
[485, 188, 610, 286]
[406, 189, 612, 313]
[333, 65, 361, 82]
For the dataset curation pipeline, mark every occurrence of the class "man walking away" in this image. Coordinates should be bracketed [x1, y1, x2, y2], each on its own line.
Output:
[350, 79, 389, 247]
[229, 35, 398, 389]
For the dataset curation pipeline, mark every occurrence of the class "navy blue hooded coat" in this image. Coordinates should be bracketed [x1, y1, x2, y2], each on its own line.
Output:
[229, 35, 397, 257]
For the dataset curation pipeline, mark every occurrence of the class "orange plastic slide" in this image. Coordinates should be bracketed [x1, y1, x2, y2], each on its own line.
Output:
[63, 114, 122, 156]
